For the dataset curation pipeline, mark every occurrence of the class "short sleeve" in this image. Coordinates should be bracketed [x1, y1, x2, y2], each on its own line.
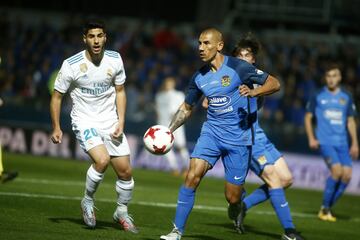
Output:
[54, 61, 73, 93]
[237, 60, 269, 85]
[347, 93, 357, 117]
[114, 55, 126, 85]
[184, 72, 203, 106]
[306, 94, 317, 113]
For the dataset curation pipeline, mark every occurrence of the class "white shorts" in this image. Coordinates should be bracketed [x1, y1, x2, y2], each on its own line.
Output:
[72, 121, 130, 156]
[173, 126, 186, 148]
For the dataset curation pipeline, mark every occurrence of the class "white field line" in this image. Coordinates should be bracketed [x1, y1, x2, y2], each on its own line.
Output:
[1, 177, 359, 222]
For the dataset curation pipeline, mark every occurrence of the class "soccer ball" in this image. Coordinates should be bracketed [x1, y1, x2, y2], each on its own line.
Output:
[143, 125, 174, 155]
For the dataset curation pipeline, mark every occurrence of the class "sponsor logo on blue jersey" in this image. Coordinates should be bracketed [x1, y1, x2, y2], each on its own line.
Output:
[208, 95, 231, 108]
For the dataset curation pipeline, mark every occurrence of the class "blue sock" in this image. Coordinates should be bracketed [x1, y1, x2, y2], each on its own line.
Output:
[174, 185, 195, 234]
[322, 177, 338, 208]
[243, 184, 269, 210]
[330, 181, 348, 207]
[269, 188, 295, 230]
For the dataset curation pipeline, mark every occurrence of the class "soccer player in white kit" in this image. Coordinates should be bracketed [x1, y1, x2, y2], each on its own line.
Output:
[50, 20, 138, 233]
[155, 77, 190, 175]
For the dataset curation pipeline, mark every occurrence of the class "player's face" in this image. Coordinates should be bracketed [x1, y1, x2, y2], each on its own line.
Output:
[83, 28, 106, 56]
[198, 32, 223, 62]
[237, 48, 255, 64]
[325, 68, 341, 90]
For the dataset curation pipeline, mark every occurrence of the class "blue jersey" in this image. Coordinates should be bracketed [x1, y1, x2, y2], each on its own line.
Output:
[247, 94, 266, 141]
[306, 87, 357, 146]
[185, 55, 269, 146]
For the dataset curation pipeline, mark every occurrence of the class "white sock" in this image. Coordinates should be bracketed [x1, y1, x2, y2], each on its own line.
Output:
[84, 165, 104, 201]
[165, 150, 178, 170]
[115, 178, 134, 213]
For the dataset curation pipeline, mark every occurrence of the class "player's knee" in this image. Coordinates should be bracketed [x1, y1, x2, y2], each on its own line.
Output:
[281, 174, 293, 188]
[262, 166, 281, 188]
[119, 168, 132, 180]
[342, 171, 352, 183]
[185, 170, 202, 188]
[330, 165, 342, 180]
[225, 190, 241, 204]
[96, 155, 111, 169]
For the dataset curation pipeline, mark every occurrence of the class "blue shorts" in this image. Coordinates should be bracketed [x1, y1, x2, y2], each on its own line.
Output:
[320, 145, 352, 167]
[250, 137, 282, 176]
[191, 132, 251, 185]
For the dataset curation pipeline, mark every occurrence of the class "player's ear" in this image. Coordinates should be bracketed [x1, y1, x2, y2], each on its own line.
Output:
[83, 34, 87, 44]
[217, 40, 224, 52]
[104, 33, 107, 43]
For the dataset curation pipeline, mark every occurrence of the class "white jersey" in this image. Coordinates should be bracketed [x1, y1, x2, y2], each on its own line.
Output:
[155, 89, 185, 126]
[54, 50, 126, 124]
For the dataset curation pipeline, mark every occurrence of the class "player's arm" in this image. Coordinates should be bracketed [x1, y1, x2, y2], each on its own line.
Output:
[304, 112, 319, 150]
[50, 90, 64, 144]
[304, 93, 320, 150]
[347, 116, 359, 160]
[113, 84, 126, 140]
[169, 102, 193, 132]
[169, 72, 202, 132]
[240, 75, 280, 97]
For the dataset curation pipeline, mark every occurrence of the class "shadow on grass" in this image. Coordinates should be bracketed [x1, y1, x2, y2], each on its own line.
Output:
[48, 217, 119, 230]
[205, 222, 279, 239]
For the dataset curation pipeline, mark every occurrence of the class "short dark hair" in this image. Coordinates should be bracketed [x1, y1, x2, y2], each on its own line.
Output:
[324, 62, 341, 73]
[83, 19, 106, 35]
[232, 32, 261, 57]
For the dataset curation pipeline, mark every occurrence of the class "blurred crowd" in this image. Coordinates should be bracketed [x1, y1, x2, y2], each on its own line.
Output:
[0, 12, 359, 131]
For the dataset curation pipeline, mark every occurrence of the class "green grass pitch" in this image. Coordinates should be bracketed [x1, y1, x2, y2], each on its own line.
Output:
[1, 152, 359, 239]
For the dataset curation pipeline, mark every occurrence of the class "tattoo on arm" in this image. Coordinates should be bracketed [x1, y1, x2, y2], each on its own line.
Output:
[169, 109, 188, 132]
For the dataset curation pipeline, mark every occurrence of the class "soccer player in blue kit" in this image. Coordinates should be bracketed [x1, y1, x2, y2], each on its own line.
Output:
[203, 33, 302, 240]
[305, 64, 358, 222]
[160, 28, 280, 240]
[232, 34, 303, 240]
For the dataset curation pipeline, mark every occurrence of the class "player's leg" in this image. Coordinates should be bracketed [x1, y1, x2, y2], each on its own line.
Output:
[260, 165, 300, 238]
[110, 154, 138, 233]
[242, 143, 274, 211]
[161, 133, 219, 240]
[103, 130, 138, 233]
[318, 145, 342, 221]
[329, 146, 353, 208]
[0, 143, 18, 183]
[73, 124, 109, 228]
[274, 157, 293, 188]
[160, 157, 211, 240]
[223, 145, 251, 233]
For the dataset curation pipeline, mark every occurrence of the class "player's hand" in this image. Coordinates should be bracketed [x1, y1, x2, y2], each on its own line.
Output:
[111, 125, 124, 144]
[239, 85, 254, 97]
[51, 129, 63, 144]
[349, 144, 359, 160]
[308, 138, 319, 150]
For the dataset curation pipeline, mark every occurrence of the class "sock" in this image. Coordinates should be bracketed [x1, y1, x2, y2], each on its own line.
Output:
[269, 188, 295, 230]
[165, 150, 178, 170]
[243, 184, 269, 210]
[322, 177, 338, 208]
[330, 181, 348, 207]
[115, 178, 134, 213]
[228, 201, 242, 220]
[174, 185, 195, 234]
[84, 165, 104, 201]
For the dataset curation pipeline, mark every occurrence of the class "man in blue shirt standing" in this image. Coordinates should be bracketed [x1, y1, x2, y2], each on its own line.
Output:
[305, 64, 358, 221]
[160, 28, 280, 240]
